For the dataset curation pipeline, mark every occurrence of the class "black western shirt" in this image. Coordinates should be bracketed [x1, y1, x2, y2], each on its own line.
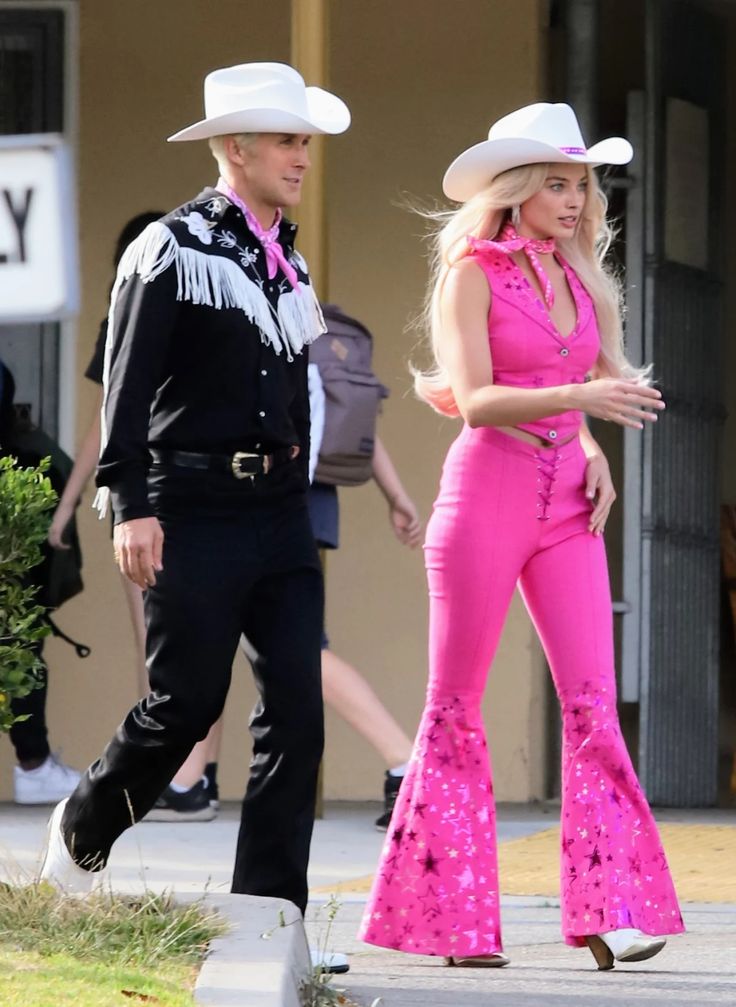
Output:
[96, 188, 323, 523]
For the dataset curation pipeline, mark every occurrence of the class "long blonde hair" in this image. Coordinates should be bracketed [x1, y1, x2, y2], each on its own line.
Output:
[413, 163, 647, 416]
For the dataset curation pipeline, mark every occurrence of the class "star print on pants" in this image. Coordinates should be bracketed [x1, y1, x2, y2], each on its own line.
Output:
[419, 849, 442, 875]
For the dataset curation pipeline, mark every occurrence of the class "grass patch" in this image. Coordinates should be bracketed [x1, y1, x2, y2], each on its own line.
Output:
[0, 882, 227, 1007]
[1, 948, 198, 1006]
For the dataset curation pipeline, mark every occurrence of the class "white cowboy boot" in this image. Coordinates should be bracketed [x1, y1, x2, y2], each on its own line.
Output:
[586, 928, 666, 970]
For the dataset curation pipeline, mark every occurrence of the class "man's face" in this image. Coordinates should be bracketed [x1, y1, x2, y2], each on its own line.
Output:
[239, 133, 312, 211]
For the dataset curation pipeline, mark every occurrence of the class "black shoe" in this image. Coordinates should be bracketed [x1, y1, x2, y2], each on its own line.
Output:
[145, 779, 216, 822]
[204, 762, 220, 810]
[374, 771, 403, 832]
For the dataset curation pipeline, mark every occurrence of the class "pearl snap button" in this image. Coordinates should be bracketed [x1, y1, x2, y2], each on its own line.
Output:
[259, 410, 266, 418]
[261, 369, 268, 376]
[560, 347, 569, 357]
[548, 430, 558, 440]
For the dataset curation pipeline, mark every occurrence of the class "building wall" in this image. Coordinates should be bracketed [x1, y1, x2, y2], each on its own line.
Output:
[0, 0, 550, 804]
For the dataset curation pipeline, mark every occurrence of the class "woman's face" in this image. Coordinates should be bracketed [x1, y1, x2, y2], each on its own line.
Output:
[518, 164, 588, 241]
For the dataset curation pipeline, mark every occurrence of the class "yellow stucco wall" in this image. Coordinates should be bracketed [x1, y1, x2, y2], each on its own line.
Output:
[0, 0, 550, 804]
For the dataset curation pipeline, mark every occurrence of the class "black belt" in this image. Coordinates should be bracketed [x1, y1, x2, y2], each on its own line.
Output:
[150, 447, 296, 480]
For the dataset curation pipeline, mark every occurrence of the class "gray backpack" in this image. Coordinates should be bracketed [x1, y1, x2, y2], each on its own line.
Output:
[310, 304, 389, 486]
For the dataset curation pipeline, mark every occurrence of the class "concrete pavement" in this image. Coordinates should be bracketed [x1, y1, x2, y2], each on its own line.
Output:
[1, 801, 735, 1005]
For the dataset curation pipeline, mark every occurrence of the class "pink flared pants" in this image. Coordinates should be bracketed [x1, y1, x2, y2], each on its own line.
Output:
[360, 425, 683, 956]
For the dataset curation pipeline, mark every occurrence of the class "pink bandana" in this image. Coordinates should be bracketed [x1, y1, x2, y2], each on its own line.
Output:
[216, 178, 300, 291]
[468, 223, 556, 308]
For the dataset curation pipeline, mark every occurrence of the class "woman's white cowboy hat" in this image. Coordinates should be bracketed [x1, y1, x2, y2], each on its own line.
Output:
[168, 62, 350, 142]
[443, 102, 633, 202]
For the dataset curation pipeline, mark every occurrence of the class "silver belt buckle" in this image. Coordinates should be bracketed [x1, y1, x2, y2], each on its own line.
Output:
[231, 451, 258, 481]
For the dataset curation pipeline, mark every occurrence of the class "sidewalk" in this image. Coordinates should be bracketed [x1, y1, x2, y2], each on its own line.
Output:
[1, 801, 735, 1005]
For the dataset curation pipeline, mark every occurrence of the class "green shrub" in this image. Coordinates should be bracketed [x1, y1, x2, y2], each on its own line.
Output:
[0, 454, 57, 732]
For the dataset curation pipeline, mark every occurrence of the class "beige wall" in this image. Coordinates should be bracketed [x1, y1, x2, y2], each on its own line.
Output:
[0, 0, 550, 804]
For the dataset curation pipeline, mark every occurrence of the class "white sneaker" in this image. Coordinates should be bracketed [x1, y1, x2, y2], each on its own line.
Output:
[586, 927, 667, 970]
[14, 753, 81, 805]
[310, 947, 349, 974]
[39, 798, 103, 896]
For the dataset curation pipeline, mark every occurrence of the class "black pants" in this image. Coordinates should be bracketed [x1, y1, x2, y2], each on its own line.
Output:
[62, 462, 324, 913]
[9, 643, 51, 764]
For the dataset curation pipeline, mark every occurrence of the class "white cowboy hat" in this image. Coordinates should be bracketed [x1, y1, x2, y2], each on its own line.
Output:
[167, 62, 350, 142]
[442, 102, 633, 202]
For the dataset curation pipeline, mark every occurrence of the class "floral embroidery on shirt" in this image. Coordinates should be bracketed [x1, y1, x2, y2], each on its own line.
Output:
[215, 229, 238, 249]
[204, 197, 228, 216]
[238, 247, 260, 268]
[192, 196, 303, 286]
[209, 224, 262, 269]
[178, 211, 217, 245]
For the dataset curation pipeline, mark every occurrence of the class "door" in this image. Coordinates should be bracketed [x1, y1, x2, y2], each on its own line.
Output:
[624, 0, 726, 806]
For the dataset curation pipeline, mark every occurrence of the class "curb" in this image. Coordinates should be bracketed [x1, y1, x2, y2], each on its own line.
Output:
[184, 893, 310, 1007]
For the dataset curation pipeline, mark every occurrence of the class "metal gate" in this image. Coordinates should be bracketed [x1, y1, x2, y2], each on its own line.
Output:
[627, 0, 726, 806]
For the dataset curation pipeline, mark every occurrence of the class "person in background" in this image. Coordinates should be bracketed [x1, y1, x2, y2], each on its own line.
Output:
[307, 313, 420, 829]
[310, 445, 420, 830]
[0, 362, 82, 805]
[48, 211, 223, 822]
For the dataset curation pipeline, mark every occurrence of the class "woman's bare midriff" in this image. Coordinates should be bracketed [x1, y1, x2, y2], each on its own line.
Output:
[497, 425, 580, 448]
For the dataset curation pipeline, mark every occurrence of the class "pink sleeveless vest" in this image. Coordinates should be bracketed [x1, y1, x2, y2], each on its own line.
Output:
[469, 246, 600, 442]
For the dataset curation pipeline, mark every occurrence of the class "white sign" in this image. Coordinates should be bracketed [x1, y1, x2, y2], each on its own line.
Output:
[0, 134, 78, 322]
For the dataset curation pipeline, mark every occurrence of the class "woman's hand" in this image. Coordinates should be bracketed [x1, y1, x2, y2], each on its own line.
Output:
[48, 502, 75, 550]
[584, 450, 616, 536]
[573, 378, 665, 429]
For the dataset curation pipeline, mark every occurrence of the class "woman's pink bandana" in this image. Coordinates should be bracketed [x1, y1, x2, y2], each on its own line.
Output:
[469, 223, 556, 308]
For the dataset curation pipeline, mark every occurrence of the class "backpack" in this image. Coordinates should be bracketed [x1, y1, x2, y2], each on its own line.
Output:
[309, 304, 389, 487]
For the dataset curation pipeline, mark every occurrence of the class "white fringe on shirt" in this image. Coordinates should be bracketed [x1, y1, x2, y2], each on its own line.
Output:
[93, 221, 325, 518]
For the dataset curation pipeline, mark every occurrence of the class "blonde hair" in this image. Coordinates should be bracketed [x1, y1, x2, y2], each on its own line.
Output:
[208, 133, 257, 171]
[413, 163, 648, 416]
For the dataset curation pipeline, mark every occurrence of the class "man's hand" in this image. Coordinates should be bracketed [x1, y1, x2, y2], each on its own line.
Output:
[113, 516, 164, 588]
[388, 494, 423, 548]
[584, 452, 616, 536]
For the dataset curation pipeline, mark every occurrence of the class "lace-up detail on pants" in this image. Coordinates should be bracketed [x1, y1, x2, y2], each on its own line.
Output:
[536, 447, 561, 521]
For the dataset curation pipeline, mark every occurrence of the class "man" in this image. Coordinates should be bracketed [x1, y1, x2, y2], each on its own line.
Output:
[40, 62, 350, 925]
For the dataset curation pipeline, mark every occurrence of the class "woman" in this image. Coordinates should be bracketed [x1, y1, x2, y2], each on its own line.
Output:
[359, 103, 684, 971]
